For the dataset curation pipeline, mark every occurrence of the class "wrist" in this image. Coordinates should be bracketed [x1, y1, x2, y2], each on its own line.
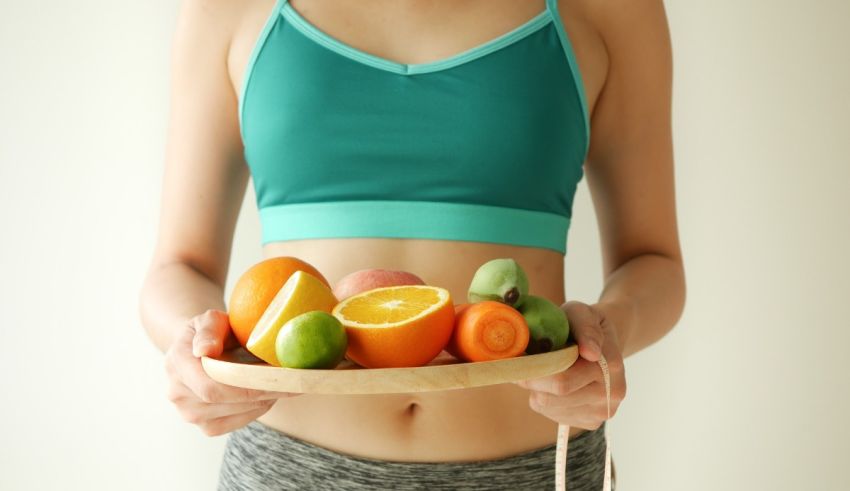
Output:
[592, 298, 637, 357]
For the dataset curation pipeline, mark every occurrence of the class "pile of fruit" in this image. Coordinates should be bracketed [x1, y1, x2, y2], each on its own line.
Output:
[227, 257, 570, 370]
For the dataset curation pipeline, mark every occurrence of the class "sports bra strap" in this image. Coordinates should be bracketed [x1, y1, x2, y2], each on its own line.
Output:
[544, 0, 591, 155]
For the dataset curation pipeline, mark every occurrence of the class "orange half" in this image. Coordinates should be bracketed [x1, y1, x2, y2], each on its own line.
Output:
[331, 285, 455, 368]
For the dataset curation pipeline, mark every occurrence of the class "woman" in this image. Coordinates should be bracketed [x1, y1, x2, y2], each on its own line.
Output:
[139, 0, 685, 489]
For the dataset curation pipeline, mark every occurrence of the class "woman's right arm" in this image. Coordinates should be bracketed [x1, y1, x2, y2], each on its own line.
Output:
[139, 0, 298, 436]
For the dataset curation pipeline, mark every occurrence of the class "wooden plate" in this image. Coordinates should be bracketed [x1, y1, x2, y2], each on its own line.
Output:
[202, 344, 579, 395]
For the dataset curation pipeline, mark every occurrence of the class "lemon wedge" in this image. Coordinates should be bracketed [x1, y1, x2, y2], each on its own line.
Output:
[246, 270, 338, 366]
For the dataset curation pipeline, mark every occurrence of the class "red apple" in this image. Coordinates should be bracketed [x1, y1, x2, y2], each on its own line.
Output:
[332, 268, 426, 301]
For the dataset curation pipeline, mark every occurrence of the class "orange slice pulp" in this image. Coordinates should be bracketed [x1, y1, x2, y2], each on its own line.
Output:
[331, 285, 455, 368]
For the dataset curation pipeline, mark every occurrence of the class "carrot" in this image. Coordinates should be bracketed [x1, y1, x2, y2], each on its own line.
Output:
[446, 301, 530, 362]
[445, 303, 473, 359]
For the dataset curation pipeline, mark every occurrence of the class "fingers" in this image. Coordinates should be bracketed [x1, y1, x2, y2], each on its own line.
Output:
[174, 387, 277, 423]
[222, 329, 241, 352]
[512, 301, 628, 429]
[198, 405, 275, 437]
[528, 381, 607, 409]
[514, 357, 600, 396]
[192, 309, 231, 357]
[527, 391, 619, 431]
[167, 323, 299, 404]
[562, 301, 606, 362]
[529, 393, 619, 431]
[524, 380, 606, 430]
[163, 315, 304, 437]
[533, 404, 607, 431]
[182, 354, 296, 403]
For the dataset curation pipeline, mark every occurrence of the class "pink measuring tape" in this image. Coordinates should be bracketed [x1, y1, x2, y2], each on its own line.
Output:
[554, 355, 613, 491]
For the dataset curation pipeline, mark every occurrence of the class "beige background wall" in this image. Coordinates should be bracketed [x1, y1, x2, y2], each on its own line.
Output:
[1, 1, 848, 489]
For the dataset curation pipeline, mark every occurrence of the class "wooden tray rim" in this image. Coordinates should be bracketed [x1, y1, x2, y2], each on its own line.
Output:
[201, 344, 579, 395]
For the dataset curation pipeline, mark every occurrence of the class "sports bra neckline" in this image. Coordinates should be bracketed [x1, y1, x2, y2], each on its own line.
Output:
[240, 0, 590, 148]
[279, 0, 553, 76]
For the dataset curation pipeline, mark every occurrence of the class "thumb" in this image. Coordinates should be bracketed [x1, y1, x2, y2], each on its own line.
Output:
[562, 301, 605, 362]
[191, 309, 231, 358]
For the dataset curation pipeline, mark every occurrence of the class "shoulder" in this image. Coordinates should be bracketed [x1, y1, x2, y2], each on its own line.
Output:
[173, 0, 275, 94]
[556, 0, 671, 106]
[549, 0, 671, 118]
[556, 0, 672, 133]
[575, 0, 671, 68]
[176, 0, 251, 26]
[172, 0, 260, 58]
[564, 0, 670, 37]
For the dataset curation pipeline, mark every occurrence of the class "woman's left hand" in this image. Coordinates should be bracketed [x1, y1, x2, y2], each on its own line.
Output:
[513, 301, 627, 430]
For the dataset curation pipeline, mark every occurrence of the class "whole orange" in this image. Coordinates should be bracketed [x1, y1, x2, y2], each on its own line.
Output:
[228, 256, 331, 347]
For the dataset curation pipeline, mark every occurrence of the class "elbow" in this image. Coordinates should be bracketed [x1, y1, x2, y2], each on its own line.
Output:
[137, 257, 180, 351]
[137, 267, 160, 347]
[667, 255, 687, 335]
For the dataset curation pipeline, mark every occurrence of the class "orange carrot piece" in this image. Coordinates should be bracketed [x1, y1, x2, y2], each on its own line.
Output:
[446, 301, 529, 362]
[445, 303, 472, 359]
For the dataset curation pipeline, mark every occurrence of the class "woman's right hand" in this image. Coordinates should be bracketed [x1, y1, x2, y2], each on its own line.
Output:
[163, 309, 301, 436]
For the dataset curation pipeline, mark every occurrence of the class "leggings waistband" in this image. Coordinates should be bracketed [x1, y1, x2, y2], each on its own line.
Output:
[219, 421, 612, 490]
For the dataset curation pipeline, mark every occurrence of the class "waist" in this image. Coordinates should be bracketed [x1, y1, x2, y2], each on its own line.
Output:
[220, 418, 609, 490]
[256, 383, 588, 462]
[258, 200, 570, 255]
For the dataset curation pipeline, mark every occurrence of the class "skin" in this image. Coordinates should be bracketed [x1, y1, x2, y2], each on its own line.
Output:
[140, 0, 685, 463]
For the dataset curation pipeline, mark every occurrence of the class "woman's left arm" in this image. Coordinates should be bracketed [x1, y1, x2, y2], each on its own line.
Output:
[584, 0, 684, 359]
[516, 0, 685, 428]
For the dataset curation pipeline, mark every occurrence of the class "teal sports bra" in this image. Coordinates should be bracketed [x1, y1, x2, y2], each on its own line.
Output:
[240, 0, 589, 255]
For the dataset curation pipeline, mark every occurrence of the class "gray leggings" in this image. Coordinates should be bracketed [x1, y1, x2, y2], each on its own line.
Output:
[218, 421, 615, 490]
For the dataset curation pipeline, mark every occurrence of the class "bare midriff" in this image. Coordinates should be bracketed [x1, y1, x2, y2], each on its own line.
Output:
[257, 236, 587, 462]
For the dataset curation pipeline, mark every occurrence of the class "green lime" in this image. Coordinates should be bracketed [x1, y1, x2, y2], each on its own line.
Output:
[275, 310, 348, 369]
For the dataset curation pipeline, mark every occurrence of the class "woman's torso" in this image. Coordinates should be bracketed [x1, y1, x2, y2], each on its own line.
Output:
[226, 0, 608, 462]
